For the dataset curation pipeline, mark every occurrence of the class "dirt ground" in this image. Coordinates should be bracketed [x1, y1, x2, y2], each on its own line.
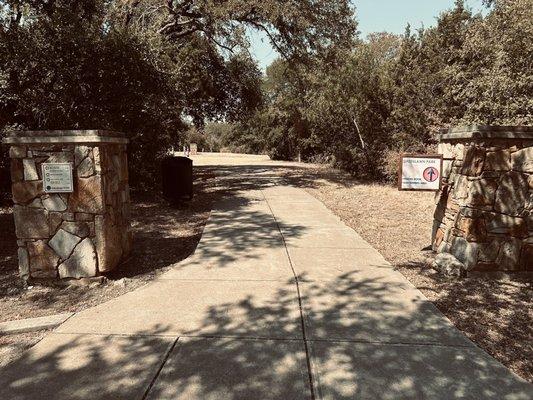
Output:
[280, 165, 532, 382]
[1, 159, 531, 382]
[0, 168, 223, 362]
[0, 331, 47, 368]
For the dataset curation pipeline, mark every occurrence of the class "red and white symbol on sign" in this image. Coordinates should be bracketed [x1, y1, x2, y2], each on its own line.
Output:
[423, 167, 439, 182]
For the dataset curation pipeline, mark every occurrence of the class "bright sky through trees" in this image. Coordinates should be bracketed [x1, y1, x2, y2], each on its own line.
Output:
[250, 0, 486, 69]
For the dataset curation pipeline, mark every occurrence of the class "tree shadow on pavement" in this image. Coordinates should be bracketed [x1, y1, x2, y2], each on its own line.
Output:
[0, 163, 531, 399]
[245, 161, 533, 383]
[397, 259, 533, 382]
[1, 271, 531, 400]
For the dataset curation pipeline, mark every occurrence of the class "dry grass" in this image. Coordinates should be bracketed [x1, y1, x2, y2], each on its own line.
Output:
[282, 165, 532, 382]
[0, 331, 47, 368]
[1, 158, 531, 382]
[0, 171, 221, 321]
[0, 169, 224, 361]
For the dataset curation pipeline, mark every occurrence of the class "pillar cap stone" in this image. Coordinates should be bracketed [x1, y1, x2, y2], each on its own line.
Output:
[439, 125, 533, 141]
[2, 130, 129, 145]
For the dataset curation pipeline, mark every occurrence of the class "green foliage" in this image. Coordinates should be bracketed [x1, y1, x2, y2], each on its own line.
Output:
[1, 0, 530, 189]
[458, 0, 533, 124]
[229, 35, 397, 178]
[229, 0, 532, 182]
[0, 0, 357, 188]
[118, 0, 356, 63]
[185, 123, 237, 153]
[387, 26, 434, 149]
[305, 43, 394, 178]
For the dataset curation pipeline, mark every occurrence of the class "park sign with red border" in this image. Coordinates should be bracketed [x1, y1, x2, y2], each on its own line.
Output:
[398, 154, 443, 191]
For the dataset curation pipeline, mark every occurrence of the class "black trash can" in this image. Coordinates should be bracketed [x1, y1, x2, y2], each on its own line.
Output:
[161, 156, 193, 201]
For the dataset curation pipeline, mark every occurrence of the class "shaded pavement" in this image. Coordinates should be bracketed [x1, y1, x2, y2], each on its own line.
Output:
[1, 153, 531, 399]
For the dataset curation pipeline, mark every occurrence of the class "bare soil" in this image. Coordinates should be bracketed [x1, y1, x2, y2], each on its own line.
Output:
[1, 159, 531, 382]
[0, 169, 223, 361]
[0, 331, 47, 368]
[281, 165, 532, 382]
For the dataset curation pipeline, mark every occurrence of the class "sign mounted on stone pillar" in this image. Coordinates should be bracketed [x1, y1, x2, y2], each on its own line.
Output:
[42, 163, 74, 193]
[398, 154, 443, 191]
[2, 130, 133, 281]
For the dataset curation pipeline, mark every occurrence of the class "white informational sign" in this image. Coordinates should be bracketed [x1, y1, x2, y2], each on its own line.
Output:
[42, 163, 74, 193]
[399, 155, 442, 191]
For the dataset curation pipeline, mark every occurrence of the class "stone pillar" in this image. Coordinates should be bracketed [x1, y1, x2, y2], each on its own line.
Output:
[433, 125, 532, 274]
[2, 130, 132, 281]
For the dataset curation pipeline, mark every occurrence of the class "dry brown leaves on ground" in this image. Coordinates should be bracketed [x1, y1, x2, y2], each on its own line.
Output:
[282, 165, 532, 382]
[0, 170, 223, 352]
[1, 161, 531, 382]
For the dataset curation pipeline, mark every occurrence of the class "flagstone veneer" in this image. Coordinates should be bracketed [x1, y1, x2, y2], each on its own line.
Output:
[433, 125, 533, 275]
[3, 130, 132, 281]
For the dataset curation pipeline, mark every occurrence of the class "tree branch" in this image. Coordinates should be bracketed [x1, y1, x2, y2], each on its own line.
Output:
[124, 0, 141, 27]
[248, 21, 290, 60]
[165, 25, 201, 38]
[201, 31, 235, 53]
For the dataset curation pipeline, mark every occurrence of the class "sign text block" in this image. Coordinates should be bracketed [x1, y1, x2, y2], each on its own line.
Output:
[399, 155, 442, 191]
[42, 163, 74, 193]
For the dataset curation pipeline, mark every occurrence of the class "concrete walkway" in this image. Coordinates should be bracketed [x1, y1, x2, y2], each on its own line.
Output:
[1, 154, 531, 399]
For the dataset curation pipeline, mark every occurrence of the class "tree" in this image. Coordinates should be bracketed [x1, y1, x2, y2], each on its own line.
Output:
[387, 1, 477, 147]
[0, 0, 358, 187]
[423, 0, 477, 126]
[0, 0, 265, 186]
[303, 37, 396, 177]
[118, 0, 356, 62]
[459, 0, 533, 124]
[232, 32, 397, 178]
[387, 25, 433, 149]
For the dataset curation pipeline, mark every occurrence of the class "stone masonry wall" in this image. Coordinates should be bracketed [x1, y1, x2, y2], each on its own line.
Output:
[9, 141, 131, 280]
[433, 128, 533, 273]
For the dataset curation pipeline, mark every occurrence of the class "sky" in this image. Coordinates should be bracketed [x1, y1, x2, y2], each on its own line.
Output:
[250, 0, 487, 70]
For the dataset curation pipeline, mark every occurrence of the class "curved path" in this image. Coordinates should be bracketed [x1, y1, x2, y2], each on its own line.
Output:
[1, 154, 531, 399]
